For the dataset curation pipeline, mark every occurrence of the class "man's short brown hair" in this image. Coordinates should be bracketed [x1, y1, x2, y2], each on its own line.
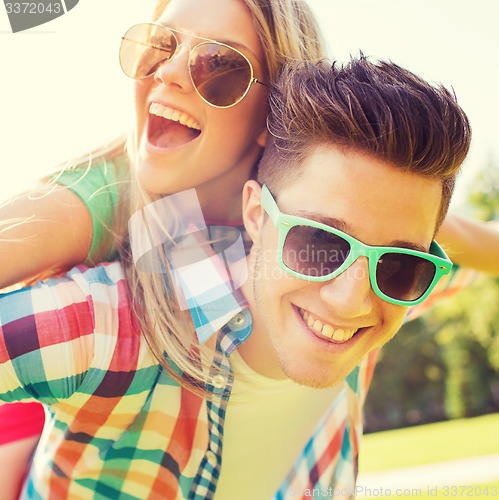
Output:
[257, 56, 471, 229]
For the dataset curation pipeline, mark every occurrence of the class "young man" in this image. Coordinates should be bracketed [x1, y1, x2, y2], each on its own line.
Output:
[0, 57, 470, 499]
[239, 57, 470, 389]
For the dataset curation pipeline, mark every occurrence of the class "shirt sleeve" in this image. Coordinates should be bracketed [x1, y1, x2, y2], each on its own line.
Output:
[0, 402, 45, 444]
[52, 156, 125, 263]
[357, 348, 380, 406]
[0, 268, 97, 404]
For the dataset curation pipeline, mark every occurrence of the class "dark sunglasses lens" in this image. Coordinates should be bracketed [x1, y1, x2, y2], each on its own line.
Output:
[120, 24, 176, 79]
[283, 226, 351, 277]
[377, 253, 436, 302]
[190, 43, 252, 106]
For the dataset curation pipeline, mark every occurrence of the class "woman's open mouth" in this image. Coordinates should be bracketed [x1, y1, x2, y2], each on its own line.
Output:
[147, 103, 201, 148]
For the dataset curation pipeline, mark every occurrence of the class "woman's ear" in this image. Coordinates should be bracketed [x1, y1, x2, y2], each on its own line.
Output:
[257, 127, 269, 148]
[242, 180, 265, 244]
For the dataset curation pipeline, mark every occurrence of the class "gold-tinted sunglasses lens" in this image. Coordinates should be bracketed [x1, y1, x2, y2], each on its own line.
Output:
[120, 24, 177, 79]
[190, 42, 252, 107]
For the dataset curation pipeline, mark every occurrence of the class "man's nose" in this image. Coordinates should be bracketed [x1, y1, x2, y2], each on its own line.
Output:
[319, 256, 373, 318]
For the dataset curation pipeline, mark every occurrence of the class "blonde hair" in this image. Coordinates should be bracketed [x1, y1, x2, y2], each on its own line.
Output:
[152, 0, 326, 80]
[117, 0, 328, 395]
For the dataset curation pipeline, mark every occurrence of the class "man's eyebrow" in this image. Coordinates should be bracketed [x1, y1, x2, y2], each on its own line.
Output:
[292, 210, 430, 253]
[389, 240, 429, 253]
[293, 210, 349, 232]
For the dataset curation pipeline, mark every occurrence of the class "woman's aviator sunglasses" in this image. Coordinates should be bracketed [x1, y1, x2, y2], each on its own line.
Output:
[120, 23, 268, 108]
[260, 185, 453, 306]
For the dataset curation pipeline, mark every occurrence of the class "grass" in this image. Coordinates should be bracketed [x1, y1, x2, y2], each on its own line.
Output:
[359, 413, 499, 472]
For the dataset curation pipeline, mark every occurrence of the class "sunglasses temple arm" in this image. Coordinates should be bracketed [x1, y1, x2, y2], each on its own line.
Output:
[253, 78, 270, 88]
[261, 185, 281, 223]
[430, 241, 454, 272]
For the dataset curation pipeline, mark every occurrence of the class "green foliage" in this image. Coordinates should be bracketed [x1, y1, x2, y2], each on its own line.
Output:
[428, 276, 499, 418]
[364, 319, 447, 431]
[468, 156, 499, 221]
[432, 157, 499, 418]
[365, 269, 499, 432]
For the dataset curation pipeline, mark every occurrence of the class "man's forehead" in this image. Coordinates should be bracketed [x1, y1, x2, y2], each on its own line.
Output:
[275, 146, 443, 248]
[289, 208, 429, 252]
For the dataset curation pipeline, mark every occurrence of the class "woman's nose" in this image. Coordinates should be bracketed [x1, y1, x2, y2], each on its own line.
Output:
[153, 44, 194, 93]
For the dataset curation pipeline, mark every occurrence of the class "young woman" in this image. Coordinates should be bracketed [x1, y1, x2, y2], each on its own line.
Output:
[0, 0, 326, 497]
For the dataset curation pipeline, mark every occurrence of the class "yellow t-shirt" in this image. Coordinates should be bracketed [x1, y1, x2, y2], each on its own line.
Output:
[215, 348, 344, 499]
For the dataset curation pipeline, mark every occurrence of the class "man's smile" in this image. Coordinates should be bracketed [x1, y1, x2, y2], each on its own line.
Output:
[297, 307, 360, 344]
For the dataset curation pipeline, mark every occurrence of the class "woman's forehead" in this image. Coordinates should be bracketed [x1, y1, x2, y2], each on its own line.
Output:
[155, 0, 265, 63]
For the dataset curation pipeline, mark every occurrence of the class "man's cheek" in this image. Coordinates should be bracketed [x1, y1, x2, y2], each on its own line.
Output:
[376, 309, 407, 348]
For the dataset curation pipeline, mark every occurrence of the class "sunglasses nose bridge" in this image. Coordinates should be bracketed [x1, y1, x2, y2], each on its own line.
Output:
[319, 255, 373, 317]
[153, 41, 196, 90]
[340, 254, 370, 278]
[330, 241, 377, 292]
[349, 240, 380, 271]
[170, 42, 192, 65]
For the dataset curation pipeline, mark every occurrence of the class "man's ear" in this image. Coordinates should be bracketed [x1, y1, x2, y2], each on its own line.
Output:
[242, 180, 265, 243]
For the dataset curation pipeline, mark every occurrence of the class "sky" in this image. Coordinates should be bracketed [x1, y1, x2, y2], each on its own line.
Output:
[1, 0, 498, 206]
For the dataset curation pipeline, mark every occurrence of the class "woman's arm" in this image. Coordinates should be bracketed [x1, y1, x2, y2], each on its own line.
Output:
[0, 153, 123, 289]
[0, 435, 40, 500]
[437, 213, 499, 276]
[0, 184, 93, 288]
[0, 401, 46, 500]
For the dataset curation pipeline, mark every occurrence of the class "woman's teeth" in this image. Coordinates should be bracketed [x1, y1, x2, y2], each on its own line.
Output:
[149, 102, 201, 130]
[299, 308, 357, 343]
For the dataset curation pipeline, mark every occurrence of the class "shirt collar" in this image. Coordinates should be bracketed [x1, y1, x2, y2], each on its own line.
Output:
[217, 307, 252, 356]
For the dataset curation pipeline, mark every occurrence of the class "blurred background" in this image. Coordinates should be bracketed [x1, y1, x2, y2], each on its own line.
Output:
[1, 1, 499, 495]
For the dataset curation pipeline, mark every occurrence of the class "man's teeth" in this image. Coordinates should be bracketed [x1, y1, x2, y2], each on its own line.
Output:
[299, 308, 357, 342]
[149, 103, 201, 130]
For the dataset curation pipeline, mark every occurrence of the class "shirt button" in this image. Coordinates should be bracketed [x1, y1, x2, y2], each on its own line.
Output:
[230, 312, 246, 328]
[206, 450, 217, 465]
[212, 374, 226, 389]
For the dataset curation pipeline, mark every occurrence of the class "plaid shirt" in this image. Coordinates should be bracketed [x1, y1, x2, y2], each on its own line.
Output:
[0, 262, 379, 499]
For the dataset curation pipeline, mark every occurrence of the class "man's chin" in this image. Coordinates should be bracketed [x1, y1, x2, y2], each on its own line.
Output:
[281, 364, 353, 389]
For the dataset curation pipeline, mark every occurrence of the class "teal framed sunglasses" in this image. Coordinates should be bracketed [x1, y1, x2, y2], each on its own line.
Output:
[260, 185, 452, 306]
